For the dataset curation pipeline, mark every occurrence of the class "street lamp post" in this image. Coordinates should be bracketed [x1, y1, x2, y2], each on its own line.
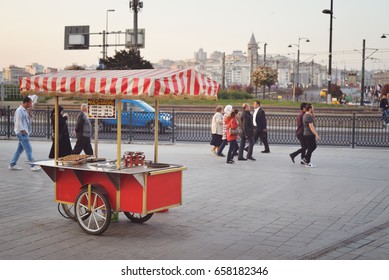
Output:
[105, 9, 115, 59]
[323, 0, 333, 104]
[288, 37, 310, 101]
[130, 0, 143, 51]
[258, 42, 268, 99]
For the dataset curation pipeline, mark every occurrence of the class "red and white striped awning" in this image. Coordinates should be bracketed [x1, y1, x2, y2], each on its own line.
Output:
[20, 69, 220, 99]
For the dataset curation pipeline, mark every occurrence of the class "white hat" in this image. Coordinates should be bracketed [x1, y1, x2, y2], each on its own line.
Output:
[224, 105, 233, 114]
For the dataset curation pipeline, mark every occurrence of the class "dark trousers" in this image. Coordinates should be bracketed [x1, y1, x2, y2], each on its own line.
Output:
[217, 139, 228, 156]
[227, 140, 238, 162]
[239, 135, 254, 159]
[72, 136, 93, 156]
[303, 135, 317, 163]
[254, 127, 270, 151]
[290, 133, 306, 160]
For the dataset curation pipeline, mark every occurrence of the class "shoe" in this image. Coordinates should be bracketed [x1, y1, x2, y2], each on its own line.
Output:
[238, 158, 247, 161]
[217, 153, 225, 157]
[31, 165, 42, 171]
[261, 150, 270, 153]
[9, 165, 22, 171]
[226, 160, 235, 164]
[305, 163, 317, 168]
[230, 160, 235, 163]
[211, 149, 217, 155]
[289, 154, 295, 163]
[247, 157, 256, 161]
[301, 158, 308, 165]
[244, 146, 248, 152]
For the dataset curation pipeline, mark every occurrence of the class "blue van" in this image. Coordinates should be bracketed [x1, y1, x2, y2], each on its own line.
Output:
[100, 100, 173, 132]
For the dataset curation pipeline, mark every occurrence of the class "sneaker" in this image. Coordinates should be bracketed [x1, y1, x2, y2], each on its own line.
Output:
[9, 165, 22, 171]
[211, 149, 217, 155]
[238, 158, 247, 161]
[247, 157, 256, 161]
[305, 163, 317, 168]
[31, 165, 42, 171]
[226, 160, 235, 164]
[301, 159, 308, 165]
[289, 154, 295, 163]
[261, 150, 270, 153]
[217, 153, 225, 157]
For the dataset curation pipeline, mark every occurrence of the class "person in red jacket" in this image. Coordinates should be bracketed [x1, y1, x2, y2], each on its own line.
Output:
[226, 110, 240, 164]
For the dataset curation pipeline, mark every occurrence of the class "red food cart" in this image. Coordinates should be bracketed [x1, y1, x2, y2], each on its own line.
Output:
[20, 69, 219, 235]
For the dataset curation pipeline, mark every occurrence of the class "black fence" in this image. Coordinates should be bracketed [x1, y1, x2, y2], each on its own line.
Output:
[1, 107, 388, 148]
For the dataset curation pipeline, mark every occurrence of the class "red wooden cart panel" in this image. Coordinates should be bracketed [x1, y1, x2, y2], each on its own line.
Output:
[55, 169, 82, 203]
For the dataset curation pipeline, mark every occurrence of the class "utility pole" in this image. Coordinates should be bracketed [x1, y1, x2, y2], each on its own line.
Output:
[222, 52, 226, 90]
[130, 0, 143, 51]
[360, 39, 366, 106]
[262, 43, 267, 99]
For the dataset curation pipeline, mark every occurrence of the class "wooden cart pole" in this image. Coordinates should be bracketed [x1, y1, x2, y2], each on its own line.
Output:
[94, 119, 98, 159]
[54, 96, 59, 165]
[116, 98, 122, 170]
[154, 99, 159, 163]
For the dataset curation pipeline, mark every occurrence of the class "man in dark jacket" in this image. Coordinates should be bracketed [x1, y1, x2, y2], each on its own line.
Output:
[238, 103, 256, 161]
[72, 103, 93, 155]
[380, 93, 389, 125]
[253, 100, 270, 153]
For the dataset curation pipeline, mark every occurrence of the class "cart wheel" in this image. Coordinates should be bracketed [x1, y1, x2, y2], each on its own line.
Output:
[60, 203, 76, 221]
[75, 188, 111, 235]
[123, 212, 153, 223]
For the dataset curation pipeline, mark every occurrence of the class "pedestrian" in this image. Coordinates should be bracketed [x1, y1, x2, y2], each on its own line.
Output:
[379, 93, 389, 126]
[48, 106, 72, 158]
[217, 105, 233, 157]
[289, 102, 307, 164]
[9, 96, 41, 171]
[339, 93, 347, 105]
[302, 103, 320, 168]
[238, 103, 255, 161]
[225, 110, 239, 164]
[72, 103, 93, 156]
[210, 105, 223, 155]
[253, 100, 270, 153]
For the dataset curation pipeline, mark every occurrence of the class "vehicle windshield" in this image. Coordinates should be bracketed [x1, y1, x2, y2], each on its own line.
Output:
[140, 101, 155, 112]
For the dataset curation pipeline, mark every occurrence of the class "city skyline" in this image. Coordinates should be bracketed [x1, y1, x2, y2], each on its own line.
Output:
[1, 0, 389, 71]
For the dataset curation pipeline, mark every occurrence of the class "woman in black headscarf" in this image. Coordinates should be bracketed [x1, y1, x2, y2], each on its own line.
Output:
[49, 106, 72, 158]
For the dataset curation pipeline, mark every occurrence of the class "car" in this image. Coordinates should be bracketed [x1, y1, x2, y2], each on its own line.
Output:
[100, 100, 174, 132]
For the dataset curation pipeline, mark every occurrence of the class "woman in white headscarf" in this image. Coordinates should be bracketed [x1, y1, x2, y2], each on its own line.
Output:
[210, 105, 224, 155]
[217, 105, 233, 157]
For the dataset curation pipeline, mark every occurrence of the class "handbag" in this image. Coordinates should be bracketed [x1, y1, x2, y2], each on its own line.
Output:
[229, 127, 241, 135]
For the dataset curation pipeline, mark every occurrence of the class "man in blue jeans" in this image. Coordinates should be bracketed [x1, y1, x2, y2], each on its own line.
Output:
[9, 96, 41, 171]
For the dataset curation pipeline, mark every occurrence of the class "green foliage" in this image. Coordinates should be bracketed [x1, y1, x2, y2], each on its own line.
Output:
[65, 64, 86, 70]
[218, 90, 252, 100]
[101, 49, 153, 70]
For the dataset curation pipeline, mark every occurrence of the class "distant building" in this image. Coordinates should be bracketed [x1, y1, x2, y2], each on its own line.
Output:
[371, 71, 389, 86]
[44, 67, 58, 74]
[25, 63, 44, 75]
[3, 65, 31, 85]
[194, 48, 207, 63]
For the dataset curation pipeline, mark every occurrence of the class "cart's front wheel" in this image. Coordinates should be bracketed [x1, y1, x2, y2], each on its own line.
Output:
[123, 212, 153, 223]
[75, 188, 111, 235]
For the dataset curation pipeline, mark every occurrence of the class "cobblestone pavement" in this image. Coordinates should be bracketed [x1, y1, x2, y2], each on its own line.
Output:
[0, 139, 389, 260]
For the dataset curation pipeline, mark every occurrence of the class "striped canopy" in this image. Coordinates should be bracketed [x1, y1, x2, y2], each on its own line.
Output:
[20, 68, 220, 99]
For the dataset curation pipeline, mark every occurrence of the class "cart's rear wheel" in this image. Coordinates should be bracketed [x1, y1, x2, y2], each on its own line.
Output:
[75, 188, 111, 235]
[60, 203, 75, 221]
[123, 212, 153, 223]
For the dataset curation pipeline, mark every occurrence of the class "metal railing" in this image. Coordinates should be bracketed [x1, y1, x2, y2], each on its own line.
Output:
[1, 107, 388, 148]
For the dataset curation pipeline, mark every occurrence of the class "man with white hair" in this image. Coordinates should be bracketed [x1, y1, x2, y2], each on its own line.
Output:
[72, 103, 93, 155]
[217, 104, 233, 157]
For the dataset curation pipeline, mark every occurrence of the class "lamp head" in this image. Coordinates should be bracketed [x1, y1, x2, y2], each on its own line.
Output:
[381, 34, 387, 39]
[322, 9, 332, 14]
[288, 44, 292, 48]
[306, 39, 310, 43]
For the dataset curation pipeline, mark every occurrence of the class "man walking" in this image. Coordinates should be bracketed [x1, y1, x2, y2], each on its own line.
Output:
[9, 96, 41, 171]
[238, 103, 256, 161]
[72, 103, 93, 155]
[253, 100, 270, 153]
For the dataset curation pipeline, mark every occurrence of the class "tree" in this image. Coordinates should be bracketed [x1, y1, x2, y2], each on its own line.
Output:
[65, 64, 85, 70]
[381, 84, 389, 95]
[329, 83, 343, 99]
[100, 49, 153, 70]
[251, 66, 278, 97]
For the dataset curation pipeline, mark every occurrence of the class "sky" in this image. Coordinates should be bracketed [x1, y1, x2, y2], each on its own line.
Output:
[1, 0, 389, 71]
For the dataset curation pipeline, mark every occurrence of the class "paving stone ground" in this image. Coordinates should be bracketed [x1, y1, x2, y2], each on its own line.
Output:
[1, 139, 389, 260]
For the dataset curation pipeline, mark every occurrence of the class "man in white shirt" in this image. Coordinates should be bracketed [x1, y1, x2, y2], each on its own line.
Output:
[9, 97, 41, 171]
[253, 100, 270, 153]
